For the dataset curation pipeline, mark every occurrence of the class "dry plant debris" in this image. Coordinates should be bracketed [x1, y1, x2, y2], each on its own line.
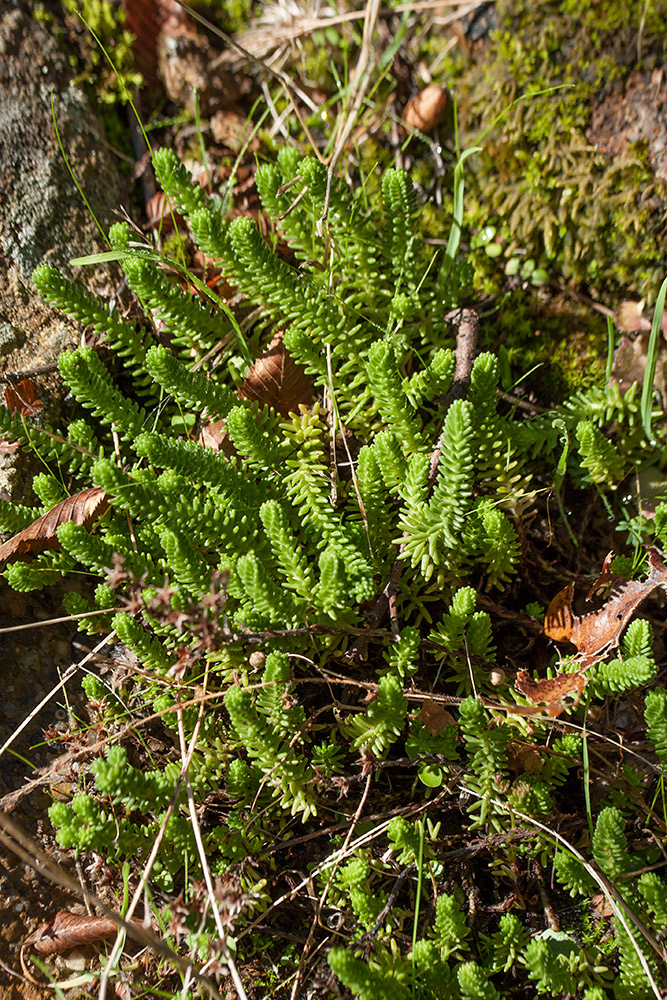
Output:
[26, 909, 119, 957]
[237, 330, 313, 416]
[543, 546, 667, 667]
[0, 488, 109, 566]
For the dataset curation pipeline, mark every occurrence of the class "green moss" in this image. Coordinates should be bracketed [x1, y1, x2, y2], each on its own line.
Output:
[482, 290, 606, 401]
[216, 0, 254, 34]
[62, 0, 142, 105]
[457, 0, 667, 298]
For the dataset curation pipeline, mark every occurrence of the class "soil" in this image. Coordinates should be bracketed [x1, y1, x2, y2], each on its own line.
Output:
[587, 66, 667, 182]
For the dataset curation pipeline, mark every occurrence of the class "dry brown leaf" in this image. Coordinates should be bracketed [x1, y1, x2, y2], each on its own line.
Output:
[197, 417, 227, 454]
[0, 488, 109, 566]
[145, 191, 184, 234]
[585, 550, 615, 601]
[123, 0, 187, 79]
[210, 110, 258, 152]
[418, 699, 456, 735]
[27, 910, 118, 956]
[611, 331, 667, 398]
[515, 669, 588, 718]
[185, 250, 233, 298]
[613, 298, 667, 335]
[590, 893, 614, 918]
[4, 378, 44, 417]
[238, 331, 313, 417]
[402, 84, 449, 133]
[614, 299, 649, 333]
[543, 584, 575, 645]
[156, 18, 240, 116]
[544, 547, 667, 667]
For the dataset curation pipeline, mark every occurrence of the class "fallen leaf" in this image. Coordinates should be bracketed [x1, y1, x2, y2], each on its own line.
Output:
[543, 584, 575, 645]
[26, 911, 118, 956]
[418, 699, 456, 734]
[0, 488, 109, 566]
[182, 250, 234, 300]
[611, 331, 667, 398]
[403, 84, 449, 133]
[145, 191, 184, 234]
[238, 331, 313, 416]
[0, 439, 20, 455]
[590, 893, 614, 918]
[585, 550, 615, 601]
[4, 378, 44, 417]
[613, 298, 667, 336]
[210, 109, 258, 152]
[544, 547, 667, 667]
[123, 0, 185, 76]
[515, 669, 588, 718]
[156, 17, 240, 116]
[197, 417, 227, 454]
[614, 300, 649, 333]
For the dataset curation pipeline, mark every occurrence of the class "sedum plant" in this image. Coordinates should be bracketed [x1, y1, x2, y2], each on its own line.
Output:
[2, 144, 667, 996]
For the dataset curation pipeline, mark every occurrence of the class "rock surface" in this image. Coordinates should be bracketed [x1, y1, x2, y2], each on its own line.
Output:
[0, 1, 123, 496]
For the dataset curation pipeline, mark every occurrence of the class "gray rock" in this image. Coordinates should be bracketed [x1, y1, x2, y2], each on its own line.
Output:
[0, 2, 124, 498]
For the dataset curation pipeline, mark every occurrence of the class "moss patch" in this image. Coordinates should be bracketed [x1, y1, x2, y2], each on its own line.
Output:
[457, 0, 667, 299]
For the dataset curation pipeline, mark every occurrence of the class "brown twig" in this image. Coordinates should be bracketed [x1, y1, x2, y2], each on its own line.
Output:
[1, 363, 60, 382]
[429, 307, 479, 483]
[347, 309, 480, 660]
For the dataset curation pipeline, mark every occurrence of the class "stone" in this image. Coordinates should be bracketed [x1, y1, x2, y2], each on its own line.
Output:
[0, 4, 124, 498]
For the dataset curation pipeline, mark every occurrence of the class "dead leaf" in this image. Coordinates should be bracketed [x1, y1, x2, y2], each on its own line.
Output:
[4, 378, 44, 417]
[544, 547, 667, 667]
[590, 893, 614, 918]
[185, 250, 233, 299]
[402, 84, 449, 133]
[210, 110, 258, 152]
[145, 191, 184, 234]
[26, 911, 118, 956]
[156, 18, 241, 116]
[238, 331, 313, 417]
[0, 439, 20, 455]
[418, 699, 456, 734]
[614, 300, 649, 333]
[0, 488, 109, 566]
[197, 417, 227, 454]
[123, 0, 189, 89]
[613, 298, 667, 336]
[611, 331, 667, 399]
[543, 584, 575, 645]
[515, 669, 588, 718]
[585, 550, 615, 601]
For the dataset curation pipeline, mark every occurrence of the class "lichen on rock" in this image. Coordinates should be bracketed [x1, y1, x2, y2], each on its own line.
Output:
[0, 6, 124, 498]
